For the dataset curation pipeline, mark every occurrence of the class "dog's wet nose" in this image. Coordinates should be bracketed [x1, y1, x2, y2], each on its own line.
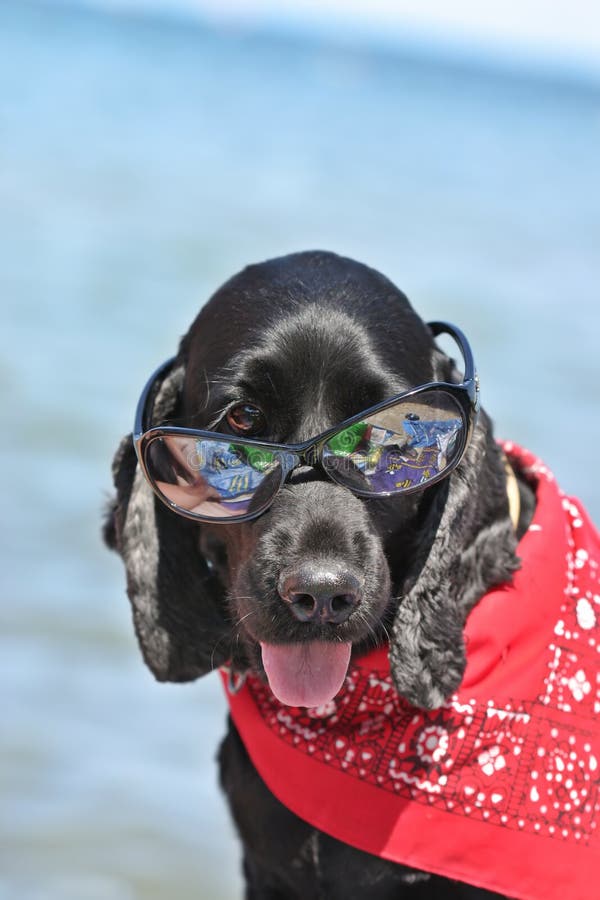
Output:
[278, 565, 361, 624]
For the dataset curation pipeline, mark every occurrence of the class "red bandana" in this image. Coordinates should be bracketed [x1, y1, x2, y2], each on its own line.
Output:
[222, 445, 600, 900]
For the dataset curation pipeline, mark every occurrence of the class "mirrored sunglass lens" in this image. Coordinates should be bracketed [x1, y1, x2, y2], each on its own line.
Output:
[323, 391, 465, 494]
[145, 436, 282, 519]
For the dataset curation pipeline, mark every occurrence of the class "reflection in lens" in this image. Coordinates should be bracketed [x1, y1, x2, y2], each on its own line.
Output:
[146, 435, 282, 519]
[323, 390, 464, 494]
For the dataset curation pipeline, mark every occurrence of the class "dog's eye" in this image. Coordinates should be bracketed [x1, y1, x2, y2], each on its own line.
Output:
[226, 403, 266, 435]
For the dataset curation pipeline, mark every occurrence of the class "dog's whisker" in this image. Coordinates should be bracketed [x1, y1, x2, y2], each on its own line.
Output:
[200, 368, 212, 412]
[209, 631, 231, 670]
[379, 620, 391, 647]
[359, 601, 391, 646]
[232, 608, 258, 628]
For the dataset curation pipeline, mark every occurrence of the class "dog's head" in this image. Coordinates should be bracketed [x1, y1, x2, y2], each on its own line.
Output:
[105, 251, 519, 709]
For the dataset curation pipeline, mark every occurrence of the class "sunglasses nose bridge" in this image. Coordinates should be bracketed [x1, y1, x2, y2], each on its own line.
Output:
[280, 450, 303, 478]
[302, 443, 321, 467]
[280, 444, 325, 485]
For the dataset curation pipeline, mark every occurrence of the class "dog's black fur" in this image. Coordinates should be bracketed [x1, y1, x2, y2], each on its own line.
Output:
[105, 251, 535, 899]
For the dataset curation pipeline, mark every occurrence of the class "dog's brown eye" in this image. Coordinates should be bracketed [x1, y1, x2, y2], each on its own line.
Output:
[226, 404, 265, 435]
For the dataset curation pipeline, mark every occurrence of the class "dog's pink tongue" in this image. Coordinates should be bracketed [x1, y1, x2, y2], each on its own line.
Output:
[260, 641, 352, 708]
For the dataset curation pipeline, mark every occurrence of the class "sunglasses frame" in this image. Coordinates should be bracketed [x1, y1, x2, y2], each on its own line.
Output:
[133, 321, 479, 524]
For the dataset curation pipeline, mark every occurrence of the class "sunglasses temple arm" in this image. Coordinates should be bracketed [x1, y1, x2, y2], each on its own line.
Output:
[427, 321, 478, 408]
[133, 356, 178, 439]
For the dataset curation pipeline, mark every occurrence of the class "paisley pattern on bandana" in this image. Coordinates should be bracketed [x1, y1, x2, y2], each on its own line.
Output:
[223, 444, 600, 900]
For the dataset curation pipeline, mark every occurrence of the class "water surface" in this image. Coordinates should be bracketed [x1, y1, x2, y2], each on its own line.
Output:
[2, 3, 599, 898]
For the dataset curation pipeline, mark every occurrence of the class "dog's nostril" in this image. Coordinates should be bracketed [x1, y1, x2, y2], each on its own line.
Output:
[331, 594, 354, 614]
[279, 568, 361, 625]
[290, 593, 318, 616]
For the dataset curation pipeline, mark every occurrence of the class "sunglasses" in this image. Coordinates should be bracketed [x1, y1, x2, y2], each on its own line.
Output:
[133, 321, 479, 524]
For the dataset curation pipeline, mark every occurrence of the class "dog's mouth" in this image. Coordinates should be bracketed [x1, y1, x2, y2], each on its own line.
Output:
[260, 640, 352, 707]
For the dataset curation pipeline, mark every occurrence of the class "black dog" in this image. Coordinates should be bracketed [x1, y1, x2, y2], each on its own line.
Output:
[105, 251, 538, 898]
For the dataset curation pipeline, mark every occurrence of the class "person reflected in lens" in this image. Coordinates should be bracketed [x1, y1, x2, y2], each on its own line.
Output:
[151, 436, 222, 512]
[152, 437, 282, 519]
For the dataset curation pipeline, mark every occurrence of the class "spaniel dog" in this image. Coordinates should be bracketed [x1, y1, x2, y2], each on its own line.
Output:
[104, 251, 554, 899]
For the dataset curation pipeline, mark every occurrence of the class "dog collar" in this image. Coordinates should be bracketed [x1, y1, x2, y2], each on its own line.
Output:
[504, 451, 521, 531]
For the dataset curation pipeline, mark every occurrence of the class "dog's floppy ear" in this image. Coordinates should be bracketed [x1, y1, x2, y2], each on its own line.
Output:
[389, 417, 520, 710]
[103, 362, 232, 682]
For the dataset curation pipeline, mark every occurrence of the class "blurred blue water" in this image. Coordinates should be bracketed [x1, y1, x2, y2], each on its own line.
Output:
[1, 2, 599, 898]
